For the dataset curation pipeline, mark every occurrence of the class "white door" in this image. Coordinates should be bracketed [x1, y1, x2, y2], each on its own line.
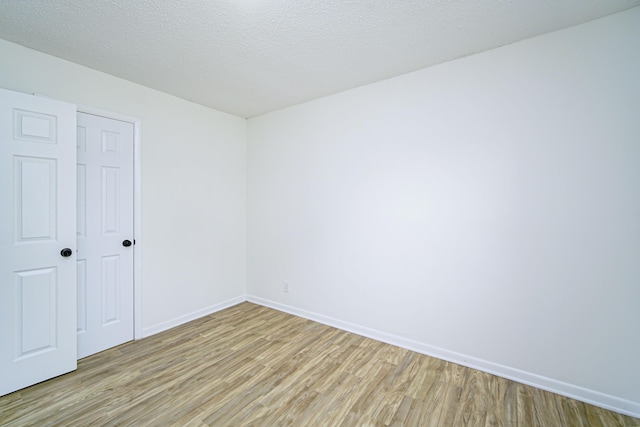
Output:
[0, 88, 77, 396]
[76, 112, 134, 359]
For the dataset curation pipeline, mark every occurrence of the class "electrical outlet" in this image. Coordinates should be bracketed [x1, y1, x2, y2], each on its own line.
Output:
[283, 281, 290, 293]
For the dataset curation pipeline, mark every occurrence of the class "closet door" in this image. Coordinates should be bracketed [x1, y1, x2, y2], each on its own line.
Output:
[76, 112, 134, 359]
[0, 88, 77, 396]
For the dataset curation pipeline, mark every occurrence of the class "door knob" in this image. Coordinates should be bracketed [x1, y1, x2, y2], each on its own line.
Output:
[122, 240, 132, 247]
[60, 248, 73, 257]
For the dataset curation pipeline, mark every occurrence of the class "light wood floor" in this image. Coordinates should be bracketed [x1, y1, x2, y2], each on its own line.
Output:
[1, 303, 638, 426]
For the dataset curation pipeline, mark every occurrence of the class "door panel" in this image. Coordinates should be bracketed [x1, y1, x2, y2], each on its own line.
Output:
[102, 166, 120, 234]
[0, 88, 77, 396]
[16, 267, 57, 357]
[77, 259, 88, 334]
[15, 156, 57, 241]
[76, 112, 133, 359]
[101, 255, 121, 325]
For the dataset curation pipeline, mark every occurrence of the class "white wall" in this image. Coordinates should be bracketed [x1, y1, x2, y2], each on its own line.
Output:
[247, 7, 640, 415]
[0, 39, 247, 334]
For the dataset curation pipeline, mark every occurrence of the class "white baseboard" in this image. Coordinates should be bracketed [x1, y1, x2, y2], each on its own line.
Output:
[142, 295, 246, 337]
[247, 295, 640, 419]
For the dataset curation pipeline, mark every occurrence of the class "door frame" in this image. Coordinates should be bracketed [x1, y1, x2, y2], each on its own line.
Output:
[76, 104, 143, 341]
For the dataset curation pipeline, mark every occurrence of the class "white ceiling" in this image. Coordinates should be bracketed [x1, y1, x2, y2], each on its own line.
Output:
[1, 1, 639, 118]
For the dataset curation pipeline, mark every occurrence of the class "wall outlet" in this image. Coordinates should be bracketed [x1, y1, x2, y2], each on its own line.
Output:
[283, 281, 290, 293]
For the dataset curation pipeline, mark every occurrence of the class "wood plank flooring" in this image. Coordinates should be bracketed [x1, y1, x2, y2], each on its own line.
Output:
[1, 302, 638, 426]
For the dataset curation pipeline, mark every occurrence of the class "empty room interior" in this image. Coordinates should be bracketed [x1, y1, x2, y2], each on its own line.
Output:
[1, 1, 639, 425]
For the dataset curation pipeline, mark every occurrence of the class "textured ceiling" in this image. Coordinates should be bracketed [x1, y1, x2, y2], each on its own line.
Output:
[1, 1, 639, 118]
